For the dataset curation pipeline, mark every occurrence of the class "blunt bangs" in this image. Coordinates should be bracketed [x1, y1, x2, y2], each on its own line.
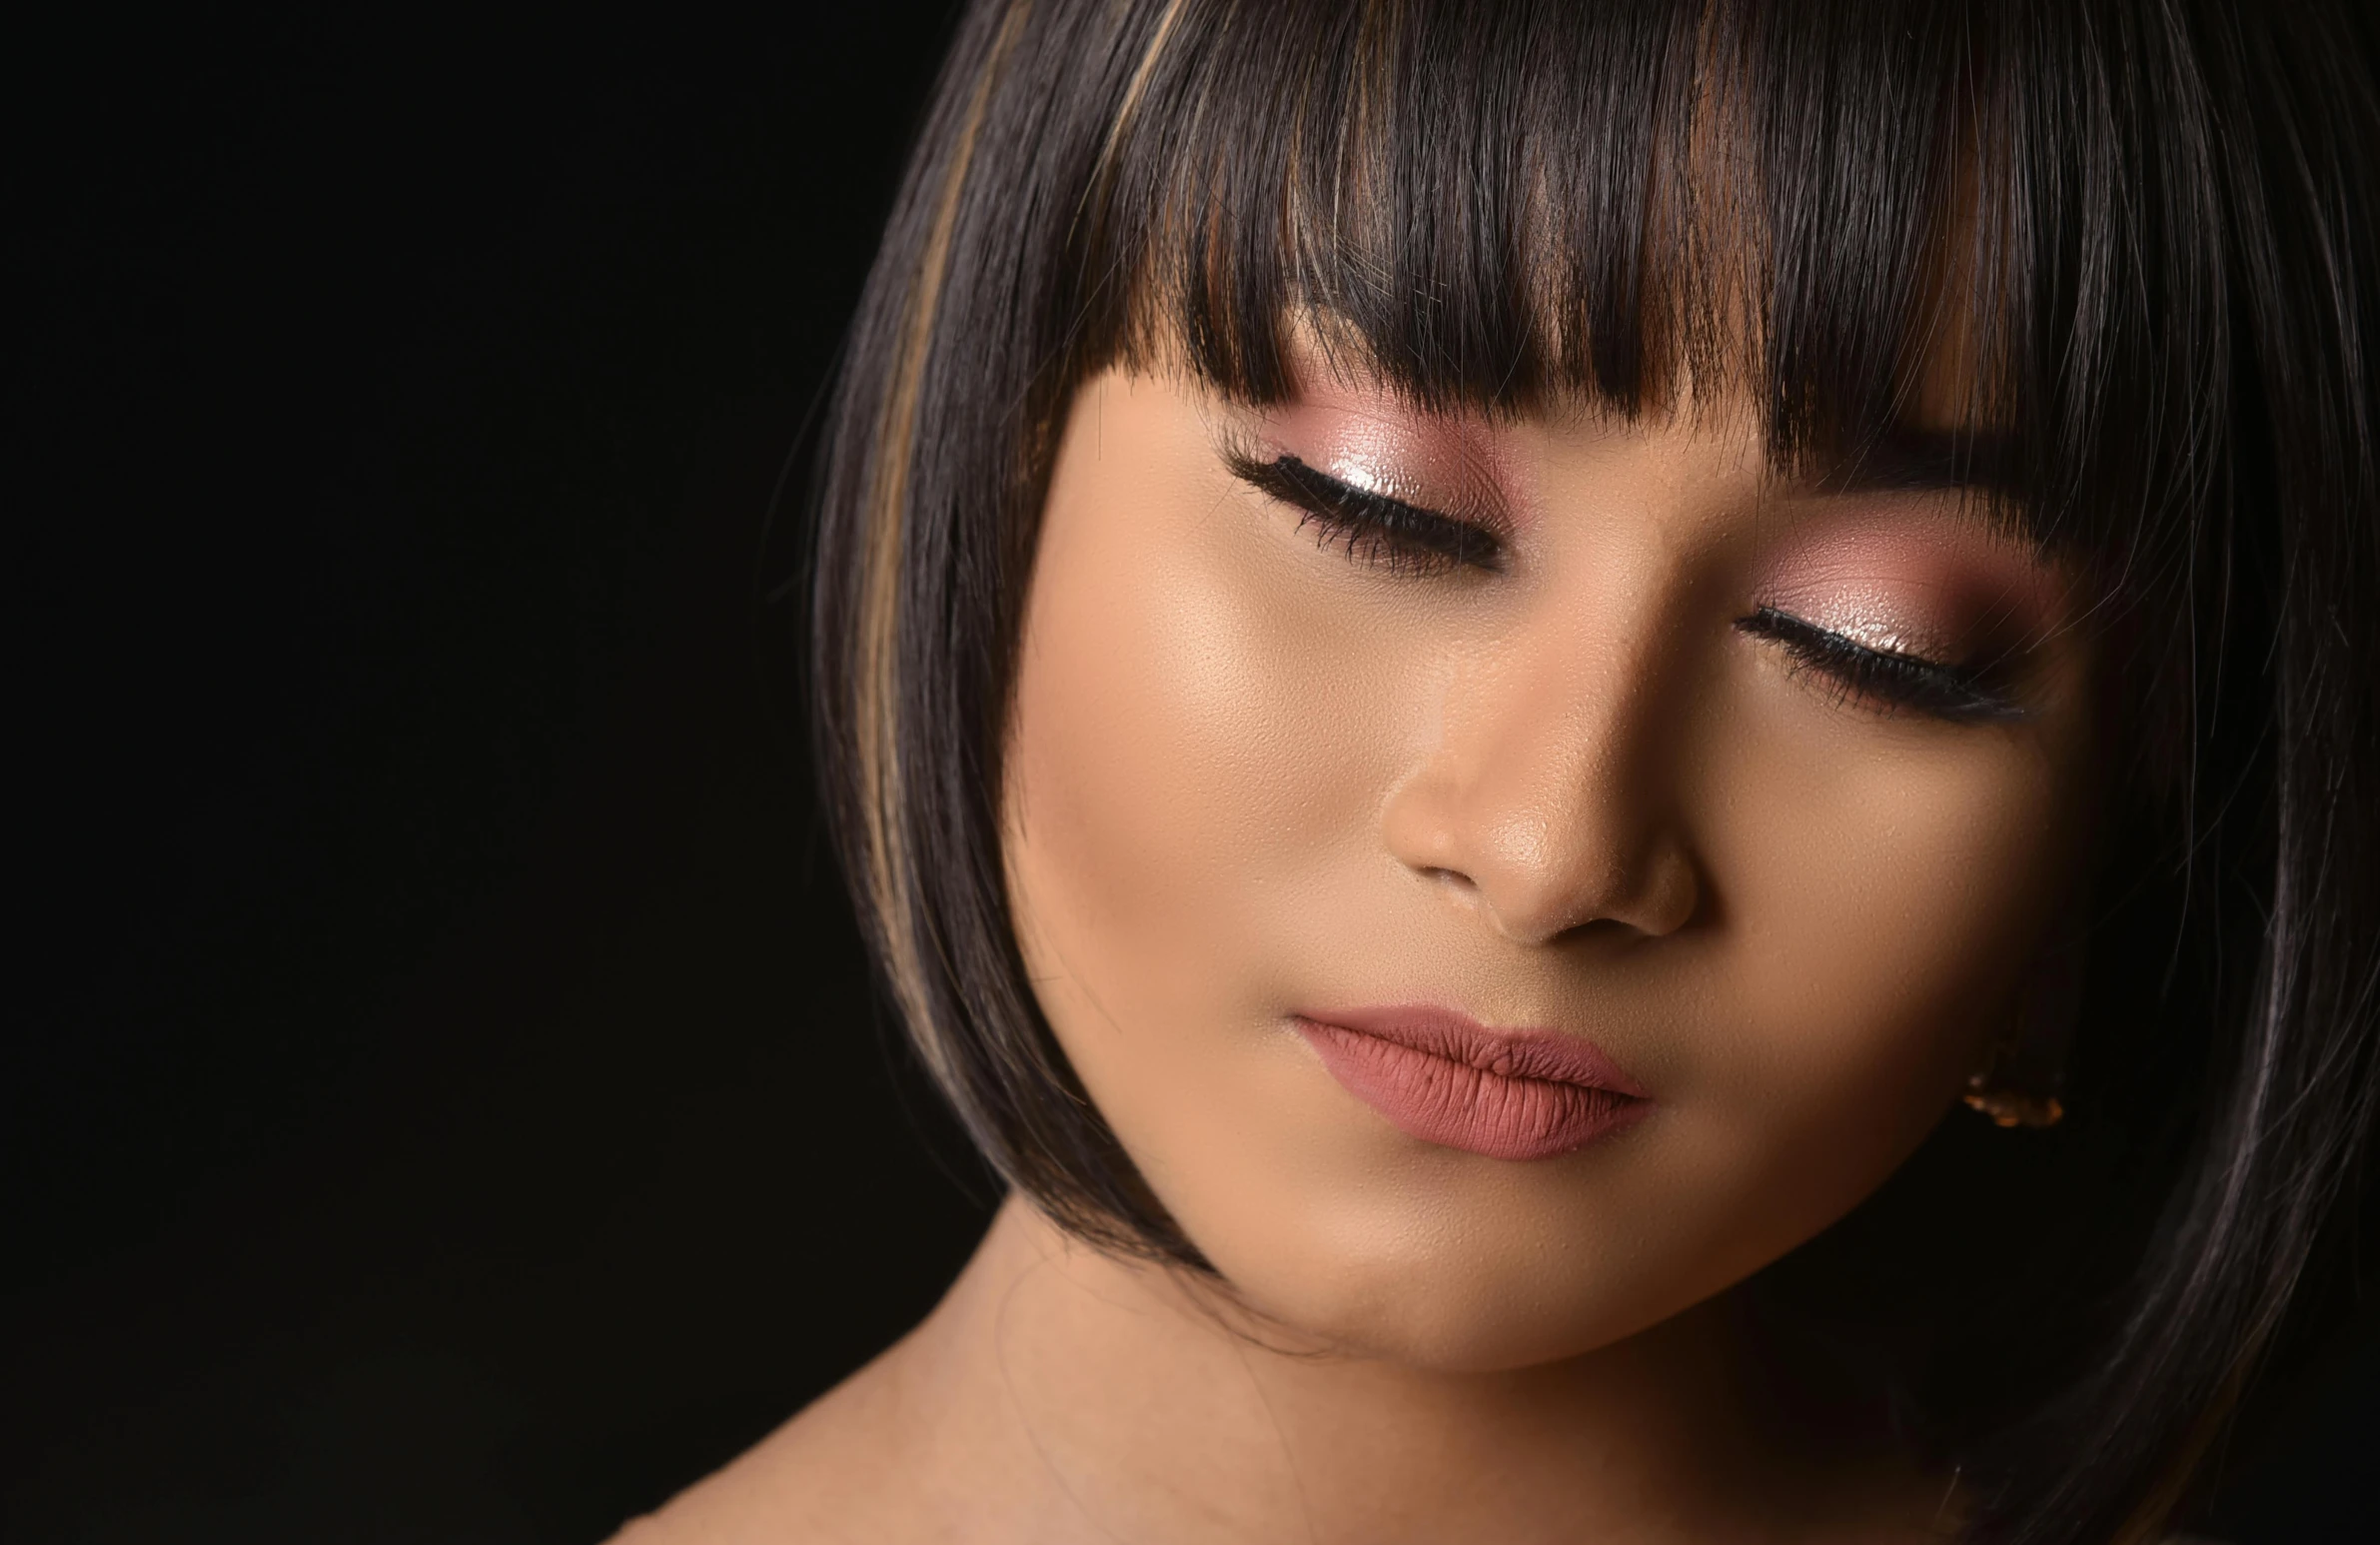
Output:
[811, 3, 2380, 1542]
[1071, 0, 2219, 576]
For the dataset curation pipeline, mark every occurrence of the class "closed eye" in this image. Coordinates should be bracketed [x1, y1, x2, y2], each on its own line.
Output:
[1233, 450, 2023, 724]
[1227, 452, 1504, 576]
[1736, 606, 2024, 724]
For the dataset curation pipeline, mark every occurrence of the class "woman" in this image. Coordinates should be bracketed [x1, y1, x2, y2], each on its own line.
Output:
[620, 1, 2379, 1540]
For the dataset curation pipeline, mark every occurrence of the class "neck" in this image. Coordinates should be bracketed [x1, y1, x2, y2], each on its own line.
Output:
[890, 1196, 1944, 1545]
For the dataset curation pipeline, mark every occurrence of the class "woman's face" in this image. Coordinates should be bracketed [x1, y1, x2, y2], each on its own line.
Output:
[1001, 354, 2097, 1372]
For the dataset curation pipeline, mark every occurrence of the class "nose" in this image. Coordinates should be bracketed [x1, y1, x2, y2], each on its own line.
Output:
[1379, 603, 1702, 946]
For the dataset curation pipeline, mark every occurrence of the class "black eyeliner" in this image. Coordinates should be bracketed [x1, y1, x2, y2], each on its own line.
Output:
[1736, 606, 2024, 723]
[1228, 452, 1504, 574]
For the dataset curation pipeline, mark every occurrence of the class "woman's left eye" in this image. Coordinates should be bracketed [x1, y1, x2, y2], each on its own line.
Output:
[1228, 453, 1504, 576]
[1735, 606, 2024, 724]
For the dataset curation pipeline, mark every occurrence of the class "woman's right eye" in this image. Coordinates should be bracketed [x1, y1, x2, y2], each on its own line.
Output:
[1228, 453, 1505, 577]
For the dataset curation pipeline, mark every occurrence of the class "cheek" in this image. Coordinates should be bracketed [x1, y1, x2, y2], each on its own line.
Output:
[1002, 385, 1423, 1182]
[1007, 463, 1380, 973]
[1674, 690, 2076, 1233]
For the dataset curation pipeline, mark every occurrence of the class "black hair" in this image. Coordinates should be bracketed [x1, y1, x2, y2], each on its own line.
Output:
[809, 2, 2380, 1539]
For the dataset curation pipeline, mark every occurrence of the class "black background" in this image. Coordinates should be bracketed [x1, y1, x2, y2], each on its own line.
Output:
[4, 6, 2371, 1541]
[9, 7, 992, 1540]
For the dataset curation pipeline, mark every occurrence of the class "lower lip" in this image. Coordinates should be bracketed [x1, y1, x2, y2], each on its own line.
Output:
[1294, 1009, 1650, 1161]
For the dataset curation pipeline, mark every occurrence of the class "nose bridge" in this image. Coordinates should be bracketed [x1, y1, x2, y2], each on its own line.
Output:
[1386, 568, 1698, 943]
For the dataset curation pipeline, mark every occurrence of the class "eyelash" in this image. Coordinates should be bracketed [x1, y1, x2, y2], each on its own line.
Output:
[1732, 608, 2022, 723]
[1227, 451, 1505, 575]
[1228, 451, 2024, 725]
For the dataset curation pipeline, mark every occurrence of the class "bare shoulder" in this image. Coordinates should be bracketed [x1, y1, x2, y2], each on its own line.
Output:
[600, 1342, 948, 1545]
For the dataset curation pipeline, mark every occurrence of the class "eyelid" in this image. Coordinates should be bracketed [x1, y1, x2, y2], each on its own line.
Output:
[1736, 605, 2025, 723]
[1225, 449, 1506, 573]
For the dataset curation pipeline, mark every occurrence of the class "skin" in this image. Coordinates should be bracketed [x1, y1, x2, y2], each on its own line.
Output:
[613, 352, 2100, 1543]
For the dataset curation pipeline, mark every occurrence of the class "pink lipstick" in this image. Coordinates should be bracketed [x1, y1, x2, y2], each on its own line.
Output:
[1294, 1005, 1650, 1161]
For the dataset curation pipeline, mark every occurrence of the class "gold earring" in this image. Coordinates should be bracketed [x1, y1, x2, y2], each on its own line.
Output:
[1961, 925, 2083, 1130]
[1961, 1055, 2065, 1128]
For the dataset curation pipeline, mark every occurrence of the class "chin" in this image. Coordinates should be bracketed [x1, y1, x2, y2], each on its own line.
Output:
[1177, 1176, 1676, 1374]
[1250, 1251, 1653, 1374]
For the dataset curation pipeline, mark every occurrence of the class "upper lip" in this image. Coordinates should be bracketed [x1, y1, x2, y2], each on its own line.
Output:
[1294, 1003, 1651, 1098]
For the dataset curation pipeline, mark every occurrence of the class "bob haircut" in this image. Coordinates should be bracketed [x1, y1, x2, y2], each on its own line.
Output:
[810, 1, 2380, 1539]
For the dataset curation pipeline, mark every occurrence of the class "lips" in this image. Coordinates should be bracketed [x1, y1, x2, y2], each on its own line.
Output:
[1294, 1004, 1650, 1161]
